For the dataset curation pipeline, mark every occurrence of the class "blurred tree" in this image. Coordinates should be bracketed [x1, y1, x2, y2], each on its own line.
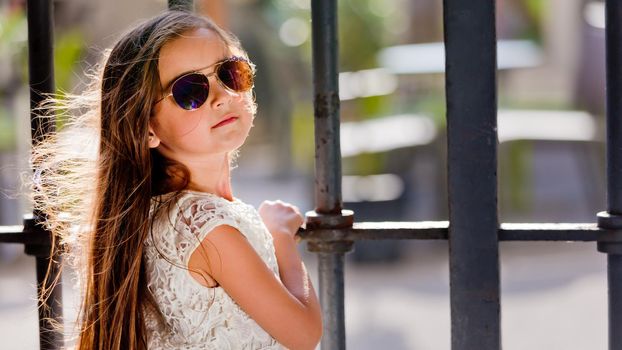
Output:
[498, 0, 545, 41]
[0, 2, 26, 151]
[405, 0, 442, 43]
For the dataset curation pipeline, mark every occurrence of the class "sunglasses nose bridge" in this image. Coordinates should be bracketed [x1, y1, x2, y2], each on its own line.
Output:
[204, 73, 237, 108]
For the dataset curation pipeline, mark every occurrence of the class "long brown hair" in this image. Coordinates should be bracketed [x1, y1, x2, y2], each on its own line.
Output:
[32, 10, 248, 349]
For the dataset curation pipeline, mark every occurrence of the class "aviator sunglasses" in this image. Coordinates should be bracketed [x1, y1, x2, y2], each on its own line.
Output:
[156, 56, 254, 111]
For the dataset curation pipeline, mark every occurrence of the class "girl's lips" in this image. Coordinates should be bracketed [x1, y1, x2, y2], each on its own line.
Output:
[212, 116, 238, 129]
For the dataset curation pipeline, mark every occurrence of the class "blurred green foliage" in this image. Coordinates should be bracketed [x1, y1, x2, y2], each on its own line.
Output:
[523, 0, 546, 43]
[0, 6, 27, 151]
[0, 5, 84, 149]
[290, 103, 315, 172]
[269, 0, 550, 184]
[54, 30, 84, 95]
[0, 107, 14, 150]
[502, 140, 534, 210]
[270, 0, 402, 172]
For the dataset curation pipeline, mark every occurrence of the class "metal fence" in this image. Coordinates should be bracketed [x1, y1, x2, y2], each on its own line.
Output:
[0, 0, 620, 349]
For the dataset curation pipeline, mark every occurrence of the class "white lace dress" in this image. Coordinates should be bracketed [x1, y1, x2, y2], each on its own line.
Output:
[144, 191, 284, 349]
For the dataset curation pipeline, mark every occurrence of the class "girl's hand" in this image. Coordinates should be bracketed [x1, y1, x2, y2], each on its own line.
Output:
[258, 200, 304, 240]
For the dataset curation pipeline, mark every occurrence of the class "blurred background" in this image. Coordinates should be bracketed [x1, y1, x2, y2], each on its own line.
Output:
[0, 0, 609, 348]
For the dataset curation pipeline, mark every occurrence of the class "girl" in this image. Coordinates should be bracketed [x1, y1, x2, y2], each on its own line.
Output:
[33, 10, 321, 350]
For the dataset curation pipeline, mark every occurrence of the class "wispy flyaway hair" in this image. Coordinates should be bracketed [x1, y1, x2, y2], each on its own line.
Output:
[31, 10, 249, 350]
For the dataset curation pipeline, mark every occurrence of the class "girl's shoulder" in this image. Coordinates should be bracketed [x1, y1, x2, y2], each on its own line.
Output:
[175, 190, 251, 219]
[172, 191, 279, 274]
[152, 189, 242, 213]
[147, 190, 274, 265]
[150, 190, 255, 233]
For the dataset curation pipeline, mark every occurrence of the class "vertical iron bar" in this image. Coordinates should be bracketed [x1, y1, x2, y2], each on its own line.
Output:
[311, 0, 342, 214]
[608, 254, 622, 349]
[318, 252, 346, 349]
[168, 0, 194, 11]
[28, 0, 55, 144]
[603, 1, 622, 349]
[26, 1, 63, 350]
[309, 1, 348, 349]
[606, 0, 622, 214]
[443, 0, 501, 349]
[34, 246, 64, 350]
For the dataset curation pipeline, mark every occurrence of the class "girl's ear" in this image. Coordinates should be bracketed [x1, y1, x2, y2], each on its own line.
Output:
[148, 125, 161, 148]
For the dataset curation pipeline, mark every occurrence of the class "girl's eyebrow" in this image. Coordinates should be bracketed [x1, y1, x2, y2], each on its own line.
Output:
[161, 55, 230, 91]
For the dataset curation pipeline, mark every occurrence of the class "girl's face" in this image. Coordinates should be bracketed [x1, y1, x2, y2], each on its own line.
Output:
[149, 28, 254, 165]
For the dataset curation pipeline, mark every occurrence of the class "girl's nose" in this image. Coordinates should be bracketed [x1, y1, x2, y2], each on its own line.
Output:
[207, 76, 234, 109]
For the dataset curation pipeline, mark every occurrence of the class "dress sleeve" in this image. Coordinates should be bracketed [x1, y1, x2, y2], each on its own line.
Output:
[174, 195, 247, 267]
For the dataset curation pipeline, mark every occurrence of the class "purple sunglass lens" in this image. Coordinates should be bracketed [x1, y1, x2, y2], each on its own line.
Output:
[172, 73, 209, 110]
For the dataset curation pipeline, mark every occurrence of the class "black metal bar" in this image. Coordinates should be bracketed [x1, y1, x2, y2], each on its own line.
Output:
[606, 0, 622, 214]
[26, 1, 63, 349]
[500, 223, 600, 241]
[607, 254, 622, 349]
[599, 1, 622, 350]
[23, 217, 63, 350]
[0, 225, 55, 245]
[28, 0, 55, 146]
[31, 238, 63, 350]
[168, 0, 193, 11]
[443, 0, 500, 348]
[299, 222, 600, 242]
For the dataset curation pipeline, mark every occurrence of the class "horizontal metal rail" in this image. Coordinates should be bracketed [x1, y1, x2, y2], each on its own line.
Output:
[1, 222, 602, 244]
[500, 223, 600, 241]
[293, 222, 600, 241]
[0, 225, 51, 245]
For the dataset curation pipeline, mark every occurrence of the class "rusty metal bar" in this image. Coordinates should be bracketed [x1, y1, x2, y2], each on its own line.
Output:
[307, 0, 354, 349]
[310, 0, 342, 214]
[443, 0, 501, 348]
[315, 250, 347, 349]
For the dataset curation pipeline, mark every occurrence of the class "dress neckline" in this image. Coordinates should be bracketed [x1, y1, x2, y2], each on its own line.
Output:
[181, 189, 239, 203]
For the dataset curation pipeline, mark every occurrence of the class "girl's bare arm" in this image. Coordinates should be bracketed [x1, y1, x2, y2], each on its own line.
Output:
[257, 200, 320, 321]
[189, 224, 322, 350]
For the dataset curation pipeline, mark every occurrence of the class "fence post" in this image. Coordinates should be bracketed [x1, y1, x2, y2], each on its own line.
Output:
[307, 0, 354, 349]
[26, 0, 64, 349]
[597, 1, 622, 349]
[444, 0, 501, 348]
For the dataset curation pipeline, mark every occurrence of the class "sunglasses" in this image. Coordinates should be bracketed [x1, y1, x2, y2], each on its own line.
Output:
[156, 56, 254, 111]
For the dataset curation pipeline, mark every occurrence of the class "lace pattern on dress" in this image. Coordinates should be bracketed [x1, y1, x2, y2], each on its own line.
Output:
[143, 191, 283, 349]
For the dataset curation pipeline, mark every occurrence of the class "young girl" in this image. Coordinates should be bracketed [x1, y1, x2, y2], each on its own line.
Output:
[33, 10, 321, 350]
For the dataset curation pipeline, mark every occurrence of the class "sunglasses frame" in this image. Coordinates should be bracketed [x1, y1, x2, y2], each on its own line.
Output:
[155, 56, 254, 110]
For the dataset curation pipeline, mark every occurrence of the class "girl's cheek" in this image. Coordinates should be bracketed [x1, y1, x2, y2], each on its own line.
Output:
[173, 113, 204, 137]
